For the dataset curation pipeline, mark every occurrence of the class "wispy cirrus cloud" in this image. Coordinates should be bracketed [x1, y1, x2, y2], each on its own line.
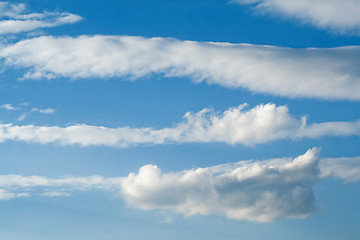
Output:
[233, 0, 360, 34]
[0, 103, 16, 110]
[320, 157, 360, 183]
[0, 149, 359, 222]
[0, 2, 82, 35]
[0, 189, 29, 200]
[31, 107, 55, 114]
[0, 103, 359, 147]
[0, 174, 122, 200]
[18, 106, 55, 121]
[1, 35, 360, 100]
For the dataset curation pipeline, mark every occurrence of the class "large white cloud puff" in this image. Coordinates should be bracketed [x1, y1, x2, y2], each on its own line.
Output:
[121, 148, 320, 222]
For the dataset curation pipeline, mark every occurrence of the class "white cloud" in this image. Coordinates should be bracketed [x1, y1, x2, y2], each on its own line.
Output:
[0, 103, 16, 110]
[0, 174, 123, 200]
[0, 174, 122, 190]
[0, 103, 359, 147]
[32, 107, 55, 114]
[0, 149, 359, 221]
[0, 188, 28, 200]
[42, 191, 71, 197]
[121, 148, 320, 222]
[234, 0, 360, 34]
[17, 106, 55, 121]
[0, 149, 321, 222]
[1, 36, 360, 100]
[0, 2, 82, 35]
[319, 157, 360, 183]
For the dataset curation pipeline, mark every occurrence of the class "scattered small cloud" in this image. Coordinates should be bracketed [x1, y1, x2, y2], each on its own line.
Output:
[15, 105, 55, 121]
[42, 191, 71, 197]
[0, 103, 16, 110]
[17, 112, 27, 121]
[32, 107, 55, 114]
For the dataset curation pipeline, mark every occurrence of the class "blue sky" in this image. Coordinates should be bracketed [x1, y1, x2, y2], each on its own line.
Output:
[0, 0, 360, 239]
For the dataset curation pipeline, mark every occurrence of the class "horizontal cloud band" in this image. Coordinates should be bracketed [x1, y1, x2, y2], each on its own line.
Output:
[0, 2, 82, 35]
[1, 35, 360, 100]
[1, 149, 360, 222]
[0, 103, 359, 147]
[234, 0, 360, 34]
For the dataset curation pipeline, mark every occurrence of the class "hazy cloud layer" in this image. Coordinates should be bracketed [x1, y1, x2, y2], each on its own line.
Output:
[0, 103, 359, 147]
[0, 149, 359, 221]
[0, 2, 82, 35]
[1, 35, 360, 100]
[234, 0, 360, 34]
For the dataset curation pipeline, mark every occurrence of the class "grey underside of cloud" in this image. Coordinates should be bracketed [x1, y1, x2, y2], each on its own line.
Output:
[1, 148, 359, 222]
[1, 35, 360, 100]
[234, 0, 360, 34]
[0, 2, 82, 35]
[0, 103, 359, 147]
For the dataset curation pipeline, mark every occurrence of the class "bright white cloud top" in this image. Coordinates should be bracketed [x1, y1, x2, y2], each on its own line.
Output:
[0, 2, 82, 35]
[121, 148, 320, 222]
[234, 0, 360, 34]
[0, 148, 359, 222]
[0, 103, 359, 147]
[1, 36, 360, 100]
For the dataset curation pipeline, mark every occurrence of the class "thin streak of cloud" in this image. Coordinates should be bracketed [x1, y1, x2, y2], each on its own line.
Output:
[0, 2, 82, 35]
[32, 107, 55, 114]
[0, 103, 16, 110]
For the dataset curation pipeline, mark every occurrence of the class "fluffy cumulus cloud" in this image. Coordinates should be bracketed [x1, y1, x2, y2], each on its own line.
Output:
[234, 0, 360, 34]
[121, 148, 320, 222]
[0, 149, 359, 221]
[0, 103, 359, 147]
[0, 2, 82, 35]
[1, 36, 360, 100]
